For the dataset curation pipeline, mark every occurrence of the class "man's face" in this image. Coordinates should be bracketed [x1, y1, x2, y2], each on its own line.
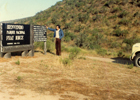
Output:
[56, 26, 59, 30]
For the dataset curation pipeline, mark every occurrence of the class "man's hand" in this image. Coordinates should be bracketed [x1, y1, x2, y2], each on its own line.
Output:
[45, 25, 48, 29]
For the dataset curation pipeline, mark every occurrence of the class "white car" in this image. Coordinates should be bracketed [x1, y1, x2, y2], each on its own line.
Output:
[130, 43, 140, 67]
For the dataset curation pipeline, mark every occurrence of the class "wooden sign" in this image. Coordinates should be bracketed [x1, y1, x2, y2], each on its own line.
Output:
[0, 23, 34, 58]
[1, 23, 30, 46]
[34, 25, 47, 42]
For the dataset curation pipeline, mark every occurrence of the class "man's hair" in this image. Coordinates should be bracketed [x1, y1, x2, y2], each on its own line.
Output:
[56, 25, 61, 28]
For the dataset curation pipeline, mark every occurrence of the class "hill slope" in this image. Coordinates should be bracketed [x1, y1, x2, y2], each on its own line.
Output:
[14, 0, 140, 57]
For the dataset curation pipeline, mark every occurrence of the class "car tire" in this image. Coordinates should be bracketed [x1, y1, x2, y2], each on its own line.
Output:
[134, 53, 140, 67]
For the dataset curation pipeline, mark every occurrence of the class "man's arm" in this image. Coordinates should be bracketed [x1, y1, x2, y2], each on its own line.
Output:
[45, 26, 55, 31]
[48, 28, 56, 32]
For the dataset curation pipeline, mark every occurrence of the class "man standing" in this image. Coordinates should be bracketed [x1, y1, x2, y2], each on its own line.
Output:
[46, 25, 64, 56]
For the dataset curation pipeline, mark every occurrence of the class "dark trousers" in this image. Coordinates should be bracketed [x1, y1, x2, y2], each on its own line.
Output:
[55, 38, 61, 55]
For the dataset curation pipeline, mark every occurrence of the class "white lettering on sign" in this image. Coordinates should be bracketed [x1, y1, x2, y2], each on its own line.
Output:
[6, 36, 14, 40]
[14, 42, 20, 44]
[16, 36, 24, 40]
[7, 43, 13, 45]
[16, 31, 25, 34]
[7, 25, 24, 30]
[7, 31, 15, 34]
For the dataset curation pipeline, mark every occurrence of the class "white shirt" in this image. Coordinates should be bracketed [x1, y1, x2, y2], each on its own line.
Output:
[56, 29, 60, 38]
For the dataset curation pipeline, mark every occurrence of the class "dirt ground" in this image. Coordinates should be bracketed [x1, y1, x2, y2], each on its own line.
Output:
[0, 51, 140, 100]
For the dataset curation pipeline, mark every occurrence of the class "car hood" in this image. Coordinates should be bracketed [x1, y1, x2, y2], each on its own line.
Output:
[133, 43, 140, 47]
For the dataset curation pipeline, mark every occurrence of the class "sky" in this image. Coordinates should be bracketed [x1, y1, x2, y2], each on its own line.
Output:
[0, 0, 62, 22]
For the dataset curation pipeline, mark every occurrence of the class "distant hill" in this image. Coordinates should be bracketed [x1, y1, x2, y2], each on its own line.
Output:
[13, 0, 140, 56]
[0, 17, 32, 23]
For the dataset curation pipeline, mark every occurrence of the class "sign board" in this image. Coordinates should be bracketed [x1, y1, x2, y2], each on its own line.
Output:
[34, 25, 47, 42]
[1, 23, 30, 46]
[0, 23, 34, 58]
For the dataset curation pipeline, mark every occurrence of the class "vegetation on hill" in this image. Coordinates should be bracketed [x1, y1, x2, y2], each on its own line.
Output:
[14, 0, 140, 57]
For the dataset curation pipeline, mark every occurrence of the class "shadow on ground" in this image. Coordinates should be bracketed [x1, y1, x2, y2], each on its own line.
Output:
[34, 50, 56, 55]
[111, 57, 133, 65]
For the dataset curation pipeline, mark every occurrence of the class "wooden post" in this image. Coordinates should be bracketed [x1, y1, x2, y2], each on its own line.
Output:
[4, 52, 11, 58]
[44, 41, 46, 55]
[0, 24, 2, 58]
[30, 25, 34, 57]
[29, 50, 34, 57]
[0, 52, 3, 57]
[21, 50, 28, 57]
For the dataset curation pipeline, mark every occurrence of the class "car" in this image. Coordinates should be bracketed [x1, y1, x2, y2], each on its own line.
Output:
[130, 43, 140, 67]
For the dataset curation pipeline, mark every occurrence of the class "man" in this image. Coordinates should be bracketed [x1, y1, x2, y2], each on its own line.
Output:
[46, 25, 64, 56]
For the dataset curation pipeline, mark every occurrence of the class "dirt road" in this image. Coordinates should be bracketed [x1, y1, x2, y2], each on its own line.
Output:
[85, 56, 132, 65]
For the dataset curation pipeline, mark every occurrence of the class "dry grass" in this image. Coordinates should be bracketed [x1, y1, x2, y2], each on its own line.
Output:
[0, 52, 140, 100]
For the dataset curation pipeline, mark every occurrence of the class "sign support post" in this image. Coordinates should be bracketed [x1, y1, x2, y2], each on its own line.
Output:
[44, 41, 46, 55]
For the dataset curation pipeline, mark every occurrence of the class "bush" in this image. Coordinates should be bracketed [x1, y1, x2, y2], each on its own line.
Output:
[113, 28, 129, 37]
[63, 22, 74, 30]
[133, 12, 140, 18]
[117, 51, 125, 57]
[47, 40, 54, 52]
[61, 45, 69, 52]
[118, 11, 128, 18]
[64, 37, 71, 42]
[74, 25, 83, 32]
[119, 18, 131, 25]
[137, 1, 140, 7]
[15, 60, 20, 65]
[75, 32, 87, 47]
[110, 42, 121, 48]
[34, 42, 44, 50]
[99, 7, 108, 13]
[93, 9, 99, 15]
[61, 58, 71, 66]
[133, 20, 140, 26]
[122, 44, 132, 52]
[51, 16, 58, 24]
[128, 64, 134, 69]
[104, 0, 120, 7]
[96, 48, 107, 56]
[133, 12, 139, 17]
[113, 29, 122, 36]
[92, 14, 102, 22]
[104, 1, 113, 7]
[75, 29, 104, 49]
[16, 76, 22, 82]
[34, 40, 54, 52]
[64, 31, 76, 40]
[92, 44, 101, 50]
[75, 2, 85, 8]
[108, 14, 117, 19]
[66, 0, 75, 5]
[121, 0, 128, 5]
[64, 30, 76, 42]
[123, 39, 134, 46]
[111, 7, 122, 13]
[122, 38, 138, 52]
[78, 13, 89, 23]
[78, 56, 86, 60]
[69, 47, 81, 60]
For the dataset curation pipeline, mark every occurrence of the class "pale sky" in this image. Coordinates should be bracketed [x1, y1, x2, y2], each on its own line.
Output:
[0, 0, 62, 22]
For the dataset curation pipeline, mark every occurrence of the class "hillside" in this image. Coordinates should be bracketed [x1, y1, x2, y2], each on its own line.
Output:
[14, 0, 140, 57]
